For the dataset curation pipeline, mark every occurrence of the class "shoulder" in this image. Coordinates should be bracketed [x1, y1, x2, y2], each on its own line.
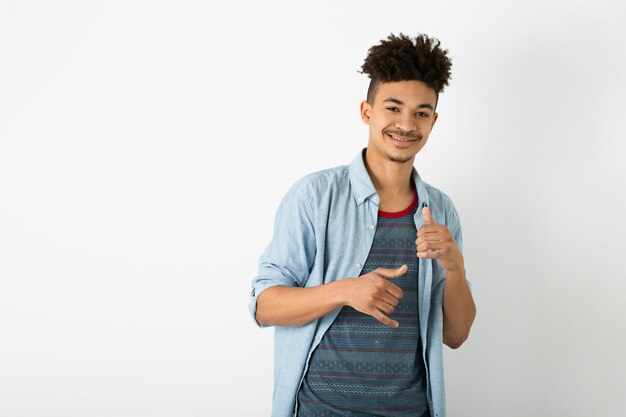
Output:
[283, 164, 350, 202]
[423, 181, 456, 210]
[274, 164, 350, 226]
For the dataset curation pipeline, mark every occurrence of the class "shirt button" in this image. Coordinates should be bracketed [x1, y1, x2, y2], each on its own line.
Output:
[369, 224, 375, 230]
[356, 262, 362, 269]
[373, 196, 379, 203]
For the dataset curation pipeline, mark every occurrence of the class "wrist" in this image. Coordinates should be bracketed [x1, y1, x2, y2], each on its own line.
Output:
[446, 268, 466, 281]
[333, 277, 354, 307]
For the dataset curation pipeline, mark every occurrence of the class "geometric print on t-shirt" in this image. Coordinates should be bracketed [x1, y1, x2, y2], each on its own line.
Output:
[298, 182, 429, 417]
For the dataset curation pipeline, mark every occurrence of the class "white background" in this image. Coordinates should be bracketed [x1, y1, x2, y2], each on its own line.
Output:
[1, 1, 625, 416]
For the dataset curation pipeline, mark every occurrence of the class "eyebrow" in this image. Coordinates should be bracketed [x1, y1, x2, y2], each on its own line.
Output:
[383, 97, 434, 111]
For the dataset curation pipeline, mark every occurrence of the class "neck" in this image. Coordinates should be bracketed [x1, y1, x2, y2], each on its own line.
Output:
[363, 147, 414, 198]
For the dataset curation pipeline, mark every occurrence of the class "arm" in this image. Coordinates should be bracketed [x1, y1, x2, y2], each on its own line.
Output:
[256, 265, 409, 328]
[255, 280, 349, 327]
[250, 178, 406, 329]
[442, 269, 476, 349]
[416, 206, 476, 349]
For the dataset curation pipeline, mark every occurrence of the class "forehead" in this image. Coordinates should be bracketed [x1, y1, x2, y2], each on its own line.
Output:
[375, 80, 437, 105]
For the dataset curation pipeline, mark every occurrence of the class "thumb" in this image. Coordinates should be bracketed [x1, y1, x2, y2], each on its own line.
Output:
[422, 206, 436, 224]
[377, 264, 408, 279]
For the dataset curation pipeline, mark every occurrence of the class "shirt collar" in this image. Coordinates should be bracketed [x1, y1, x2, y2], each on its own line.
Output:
[349, 147, 430, 209]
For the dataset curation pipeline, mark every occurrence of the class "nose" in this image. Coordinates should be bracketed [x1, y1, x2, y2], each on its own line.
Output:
[395, 113, 417, 133]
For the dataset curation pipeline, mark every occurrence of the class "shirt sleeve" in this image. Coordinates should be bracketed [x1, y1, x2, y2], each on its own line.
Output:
[248, 179, 317, 327]
[446, 199, 472, 291]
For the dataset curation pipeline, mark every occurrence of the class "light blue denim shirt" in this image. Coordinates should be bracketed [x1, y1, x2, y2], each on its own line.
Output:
[249, 148, 470, 417]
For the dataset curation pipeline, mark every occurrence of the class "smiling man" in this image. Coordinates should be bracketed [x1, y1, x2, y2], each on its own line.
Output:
[249, 33, 476, 417]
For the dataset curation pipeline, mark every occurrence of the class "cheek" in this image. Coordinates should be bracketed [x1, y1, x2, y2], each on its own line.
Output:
[375, 118, 394, 131]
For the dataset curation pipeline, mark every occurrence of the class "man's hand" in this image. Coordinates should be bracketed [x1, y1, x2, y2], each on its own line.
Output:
[344, 265, 407, 328]
[415, 206, 464, 272]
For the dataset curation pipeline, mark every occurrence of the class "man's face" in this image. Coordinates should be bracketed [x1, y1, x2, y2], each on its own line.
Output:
[360, 80, 439, 164]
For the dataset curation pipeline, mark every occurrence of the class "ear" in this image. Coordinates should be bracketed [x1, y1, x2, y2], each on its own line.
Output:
[360, 100, 371, 125]
[431, 112, 438, 130]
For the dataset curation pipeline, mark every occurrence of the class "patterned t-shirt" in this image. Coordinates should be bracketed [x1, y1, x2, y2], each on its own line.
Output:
[297, 182, 429, 417]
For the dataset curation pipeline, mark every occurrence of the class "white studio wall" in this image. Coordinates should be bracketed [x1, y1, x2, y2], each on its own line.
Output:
[1, 1, 625, 416]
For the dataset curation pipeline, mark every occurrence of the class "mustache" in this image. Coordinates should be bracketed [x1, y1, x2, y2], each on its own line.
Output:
[383, 129, 422, 140]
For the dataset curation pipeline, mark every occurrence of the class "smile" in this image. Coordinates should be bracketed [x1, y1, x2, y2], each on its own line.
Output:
[387, 133, 418, 142]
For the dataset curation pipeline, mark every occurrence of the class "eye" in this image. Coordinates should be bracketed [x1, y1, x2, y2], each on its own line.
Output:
[416, 112, 430, 118]
[386, 107, 399, 112]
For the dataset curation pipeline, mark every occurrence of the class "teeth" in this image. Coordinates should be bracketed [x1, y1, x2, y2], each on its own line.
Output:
[390, 134, 412, 142]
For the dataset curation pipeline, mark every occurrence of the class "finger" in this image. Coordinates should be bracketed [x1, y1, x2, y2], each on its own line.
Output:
[376, 300, 395, 315]
[384, 282, 404, 300]
[371, 310, 399, 328]
[380, 292, 401, 308]
[416, 224, 444, 237]
[415, 233, 443, 247]
[416, 249, 439, 259]
[376, 264, 408, 279]
[416, 241, 446, 252]
[422, 206, 436, 225]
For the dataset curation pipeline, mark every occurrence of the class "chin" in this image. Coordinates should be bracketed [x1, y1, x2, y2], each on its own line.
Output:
[386, 152, 413, 164]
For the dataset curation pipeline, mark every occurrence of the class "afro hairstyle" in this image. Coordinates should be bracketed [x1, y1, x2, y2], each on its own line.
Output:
[359, 33, 452, 106]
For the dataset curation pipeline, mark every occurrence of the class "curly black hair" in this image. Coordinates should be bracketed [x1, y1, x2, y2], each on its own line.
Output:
[359, 33, 452, 106]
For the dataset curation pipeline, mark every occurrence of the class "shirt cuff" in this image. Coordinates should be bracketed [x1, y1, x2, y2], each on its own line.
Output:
[248, 277, 297, 328]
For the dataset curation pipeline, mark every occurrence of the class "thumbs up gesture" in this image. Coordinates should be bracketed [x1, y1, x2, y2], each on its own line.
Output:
[415, 206, 464, 273]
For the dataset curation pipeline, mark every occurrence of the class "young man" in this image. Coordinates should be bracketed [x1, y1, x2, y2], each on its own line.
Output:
[249, 33, 476, 417]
